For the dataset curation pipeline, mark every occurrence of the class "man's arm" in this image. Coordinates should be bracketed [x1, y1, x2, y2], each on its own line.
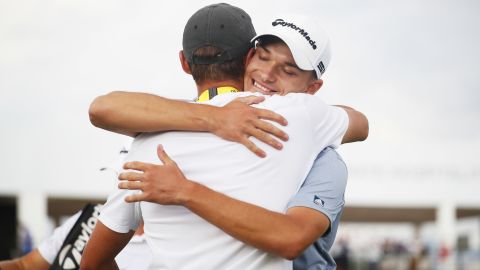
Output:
[183, 189, 330, 260]
[336, 105, 369, 143]
[89, 91, 288, 157]
[119, 145, 343, 260]
[90, 92, 368, 151]
[81, 221, 134, 270]
[0, 250, 50, 270]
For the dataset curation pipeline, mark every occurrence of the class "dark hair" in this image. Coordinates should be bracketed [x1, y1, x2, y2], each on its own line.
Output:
[189, 46, 247, 85]
[255, 35, 284, 48]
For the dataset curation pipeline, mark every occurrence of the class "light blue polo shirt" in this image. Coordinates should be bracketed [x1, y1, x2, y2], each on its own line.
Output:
[290, 147, 348, 270]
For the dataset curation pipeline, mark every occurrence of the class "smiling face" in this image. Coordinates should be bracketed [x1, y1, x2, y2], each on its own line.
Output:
[244, 37, 323, 96]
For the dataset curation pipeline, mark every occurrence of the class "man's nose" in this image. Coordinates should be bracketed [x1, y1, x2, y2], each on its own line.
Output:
[260, 64, 276, 83]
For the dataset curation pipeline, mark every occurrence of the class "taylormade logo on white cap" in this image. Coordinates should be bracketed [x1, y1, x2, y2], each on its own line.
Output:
[254, 15, 331, 79]
[271, 19, 318, 50]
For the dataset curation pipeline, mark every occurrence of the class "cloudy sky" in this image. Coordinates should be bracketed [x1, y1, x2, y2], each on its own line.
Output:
[1, 0, 479, 201]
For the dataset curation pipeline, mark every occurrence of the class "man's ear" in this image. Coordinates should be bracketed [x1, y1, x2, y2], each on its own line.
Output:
[179, 50, 191, 74]
[244, 47, 255, 67]
[305, 79, 323, 95]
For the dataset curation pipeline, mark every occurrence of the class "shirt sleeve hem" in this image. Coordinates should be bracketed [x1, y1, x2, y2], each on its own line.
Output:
[98, 215, 133, 234]
[287, 201, 335, 225]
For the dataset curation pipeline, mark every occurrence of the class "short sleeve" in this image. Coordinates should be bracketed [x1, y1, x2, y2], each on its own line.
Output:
[303, 95, 349, 149]
[99, 189, 141, 233]
[37, 211, 81, 263]
[287, 147, 347, 226]
[99, 145, 141, 234]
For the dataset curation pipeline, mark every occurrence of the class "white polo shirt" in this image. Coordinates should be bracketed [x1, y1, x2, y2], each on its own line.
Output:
[99, 92, 348, 270]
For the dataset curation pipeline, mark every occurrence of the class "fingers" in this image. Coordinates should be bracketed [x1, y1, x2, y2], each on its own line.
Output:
[255, 108, 288, 127]
[230, 96, 288, 127]
[118, 171, 143, 182]
[254, 119, 289, 142]
[239, 137, 266, 158]
[123, 161, 150, 171]
[235, 95, 265, 105]
[156, 144, 174, 165]
[118, 180, 143, 190]
[124, 193, 147, 203]
[246, 126, 283, 150]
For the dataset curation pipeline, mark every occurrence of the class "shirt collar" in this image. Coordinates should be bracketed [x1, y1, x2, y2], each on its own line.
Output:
[196, 86, 239, 102]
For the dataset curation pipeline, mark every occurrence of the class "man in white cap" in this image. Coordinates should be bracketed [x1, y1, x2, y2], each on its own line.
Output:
[83, 4, 367, 270]
[245, 16, 331, 95]
[243, 16, 348, 269]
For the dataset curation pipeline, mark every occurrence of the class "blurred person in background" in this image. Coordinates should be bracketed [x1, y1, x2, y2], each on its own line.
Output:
[0, 204, 150, 270]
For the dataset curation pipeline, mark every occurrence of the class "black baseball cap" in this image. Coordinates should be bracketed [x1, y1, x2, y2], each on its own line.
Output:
[182, 3, 256, 64]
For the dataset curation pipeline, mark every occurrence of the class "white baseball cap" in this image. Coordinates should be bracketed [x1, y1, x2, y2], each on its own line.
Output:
[252, 16, 331, 79]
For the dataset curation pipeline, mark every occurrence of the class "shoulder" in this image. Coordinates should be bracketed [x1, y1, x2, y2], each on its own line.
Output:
[287, 147, 347, 216]
[287, 147, 348, 221]
[302, 147, 348, 190]
[269, 94, 346, 125]
[262, 93, 324, 107]
[313, 147, 346, 169]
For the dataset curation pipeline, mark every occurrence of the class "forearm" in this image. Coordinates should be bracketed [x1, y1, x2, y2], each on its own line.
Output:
[81, 221, 132, 270]
[0, 249, 50, 270]
[89, 91, 219, 137]
[0, 260, 22, 270]
[182, 181, 317, 259]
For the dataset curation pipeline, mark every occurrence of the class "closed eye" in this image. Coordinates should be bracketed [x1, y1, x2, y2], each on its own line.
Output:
[284, 69, 297, 76]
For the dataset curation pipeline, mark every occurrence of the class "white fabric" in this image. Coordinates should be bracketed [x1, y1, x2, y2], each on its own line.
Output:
[99, 92, 348, 270]
[116, 234, 152, 270]
[38, 212, 81, 264]
[37, 211, 150, 269]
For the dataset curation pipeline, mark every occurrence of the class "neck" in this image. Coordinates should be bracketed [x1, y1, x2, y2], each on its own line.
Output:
[195, 80, 244, 96]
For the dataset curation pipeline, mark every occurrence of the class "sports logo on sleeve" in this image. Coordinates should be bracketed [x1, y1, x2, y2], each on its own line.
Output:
[313, 195, 325, 207]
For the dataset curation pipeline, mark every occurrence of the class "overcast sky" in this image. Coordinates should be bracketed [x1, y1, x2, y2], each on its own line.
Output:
[1, 0, 479, 200]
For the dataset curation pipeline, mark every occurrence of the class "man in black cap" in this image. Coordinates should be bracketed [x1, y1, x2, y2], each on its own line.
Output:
[83, 3, 367, 270]
[89, 3, 290, 158]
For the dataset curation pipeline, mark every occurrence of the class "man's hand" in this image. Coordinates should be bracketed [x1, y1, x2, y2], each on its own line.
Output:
[118, 145, 193, 205]
[209, 96, 289, 158]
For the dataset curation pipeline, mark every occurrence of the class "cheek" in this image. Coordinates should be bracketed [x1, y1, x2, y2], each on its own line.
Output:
[245, 59, 259, 74]
[244, 60, 262, 81]
[247, 59, 261, 71]
[283, 78, 309, 93]
[243, 69, 254, 88]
